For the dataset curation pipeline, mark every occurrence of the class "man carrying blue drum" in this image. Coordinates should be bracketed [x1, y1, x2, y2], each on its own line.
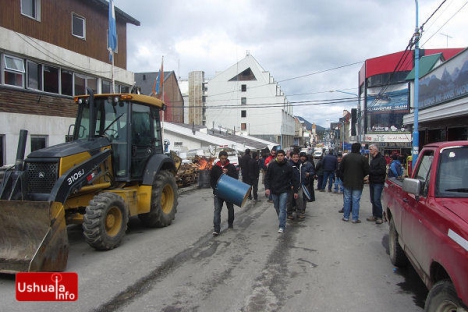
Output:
[210, 150, 239, 236]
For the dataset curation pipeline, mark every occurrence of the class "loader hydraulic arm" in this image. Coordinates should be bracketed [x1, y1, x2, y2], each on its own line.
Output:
[48, 149, 112, 204]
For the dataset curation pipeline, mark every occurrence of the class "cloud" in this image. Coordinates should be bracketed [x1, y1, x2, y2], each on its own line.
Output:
[117, 0, 467, 127]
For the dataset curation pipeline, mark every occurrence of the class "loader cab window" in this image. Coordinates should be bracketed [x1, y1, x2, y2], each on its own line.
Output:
[130, 104, 162, 178]
[74, 97, 130, 178]
[104, 102, 129, 179]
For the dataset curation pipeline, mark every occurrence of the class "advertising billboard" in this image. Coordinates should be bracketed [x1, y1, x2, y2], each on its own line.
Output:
[366, 83, 410, 133]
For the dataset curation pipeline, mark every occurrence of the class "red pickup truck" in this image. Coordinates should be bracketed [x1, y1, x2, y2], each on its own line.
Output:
[382, 141, 468, 311]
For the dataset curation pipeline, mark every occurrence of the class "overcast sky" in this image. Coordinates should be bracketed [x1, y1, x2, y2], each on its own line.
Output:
[115, 0, 467, 128]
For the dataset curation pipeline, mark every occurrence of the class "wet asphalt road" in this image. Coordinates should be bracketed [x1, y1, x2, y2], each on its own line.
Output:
[0, 181, 427, 311]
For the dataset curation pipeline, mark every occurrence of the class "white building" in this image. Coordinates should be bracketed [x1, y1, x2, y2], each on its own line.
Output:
[204, 52, 296, 148]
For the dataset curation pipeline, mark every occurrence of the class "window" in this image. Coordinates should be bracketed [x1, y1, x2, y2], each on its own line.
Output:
[3, 55, 25, 87]
[120, 85, 130, 93]
[241, 97, 247, 105]
[87, 77, 97, 94]
[74, 73, 86, 95]
[61, 70, 73, 96]
[102, 80, 111, 93]
[27, 60, 42, 90]
[21, 0, 41, 21]
[72, 13, 86, 39]
[241, 84, 247, 92]
[44, 65, 59, 93]
[31, 135, 47, 152]
[241, 123, 247, 130]
[241, 110, 246, 118]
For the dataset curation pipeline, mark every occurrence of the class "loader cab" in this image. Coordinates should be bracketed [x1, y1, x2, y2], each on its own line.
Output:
[73, 94, 164, 181]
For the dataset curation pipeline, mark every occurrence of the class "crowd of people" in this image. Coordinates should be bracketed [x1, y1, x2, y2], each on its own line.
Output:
[209, 144, 406, 236]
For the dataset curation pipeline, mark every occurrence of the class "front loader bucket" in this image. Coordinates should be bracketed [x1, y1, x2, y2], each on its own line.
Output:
[0, 201, 69, 273]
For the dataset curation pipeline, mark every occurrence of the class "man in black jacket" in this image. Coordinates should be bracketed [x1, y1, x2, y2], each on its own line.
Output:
[248, 151, 260, 202]
[210, 150, 239, 236]
[340, 143, 370, 223]
[240, 149, 252, 199]
[367, 144, 387, 224]
[265, 150, 299, 233]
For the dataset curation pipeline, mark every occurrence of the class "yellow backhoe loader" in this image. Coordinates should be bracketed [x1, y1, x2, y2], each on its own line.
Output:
[0, 90, 180, 273]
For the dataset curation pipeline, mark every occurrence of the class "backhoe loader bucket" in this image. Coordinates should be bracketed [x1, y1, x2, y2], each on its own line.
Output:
[0, 201, 69, 273]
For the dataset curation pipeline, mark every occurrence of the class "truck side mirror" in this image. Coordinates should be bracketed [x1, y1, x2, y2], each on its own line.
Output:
[403, 178, 421, 200]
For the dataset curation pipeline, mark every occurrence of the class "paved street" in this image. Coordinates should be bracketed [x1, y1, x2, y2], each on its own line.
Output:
[0, 179, 428, 311]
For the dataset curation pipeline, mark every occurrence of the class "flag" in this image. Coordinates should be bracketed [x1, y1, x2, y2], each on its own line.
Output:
[108, 0, 117, 61]
[158, 57, 164, 100]
[151, 72, 160, 96]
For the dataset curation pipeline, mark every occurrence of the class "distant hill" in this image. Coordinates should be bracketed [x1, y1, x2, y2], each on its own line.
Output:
[295, 116, 325, 132]
[295, 116, 312, 130]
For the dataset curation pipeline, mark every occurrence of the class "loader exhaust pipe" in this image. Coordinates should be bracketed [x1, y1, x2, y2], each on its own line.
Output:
[0, 129, 28, 200]
[87, 87, 96, 141]
[15, 129, 28, 171]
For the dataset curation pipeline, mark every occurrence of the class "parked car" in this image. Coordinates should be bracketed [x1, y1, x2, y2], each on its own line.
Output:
[313, 150, 323, 158]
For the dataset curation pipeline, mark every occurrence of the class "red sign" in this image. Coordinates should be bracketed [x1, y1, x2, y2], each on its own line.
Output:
[16, 272, 78, 301]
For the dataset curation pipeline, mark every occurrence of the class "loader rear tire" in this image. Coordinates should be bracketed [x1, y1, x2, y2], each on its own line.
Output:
[83, 192, 128, 251]
[139, 170, 178, 228]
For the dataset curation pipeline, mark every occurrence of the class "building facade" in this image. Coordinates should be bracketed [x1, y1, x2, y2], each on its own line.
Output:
[0, 0, 139, 165]
[357, 48, 463, 155]
[134, 71, 185, 123]
[404, 48, 468, 145]
[204, 52, 296, 148]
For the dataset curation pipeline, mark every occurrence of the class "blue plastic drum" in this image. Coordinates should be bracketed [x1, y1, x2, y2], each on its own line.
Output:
[215, 174, 252, 207]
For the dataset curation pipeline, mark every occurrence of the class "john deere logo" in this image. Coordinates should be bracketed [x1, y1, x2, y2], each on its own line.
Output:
[38, 172, 45, 178]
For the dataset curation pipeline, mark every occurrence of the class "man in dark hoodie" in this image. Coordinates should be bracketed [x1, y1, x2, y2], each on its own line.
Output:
[210, 150, 239, 236]
[265, 149, 299, 233]
[248, 151, 261, 202]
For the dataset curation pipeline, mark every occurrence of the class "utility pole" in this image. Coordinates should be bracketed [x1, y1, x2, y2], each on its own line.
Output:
[412, 0, 420, 168]
[440, 33, 452, 48]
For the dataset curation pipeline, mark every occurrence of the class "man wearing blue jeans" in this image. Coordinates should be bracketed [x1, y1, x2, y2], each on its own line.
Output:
[339, 143, 370, 223]
[367, 144, 387, 224]
[320, 150, 338, 192]
[265, 150, 298, 233]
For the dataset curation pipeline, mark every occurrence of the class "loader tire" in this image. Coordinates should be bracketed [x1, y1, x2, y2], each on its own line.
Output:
[139, 170, 178, 228]
[83, 192, 128, 251]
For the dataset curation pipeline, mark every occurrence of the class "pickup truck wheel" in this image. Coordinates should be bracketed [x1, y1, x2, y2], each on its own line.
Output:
[389, 218, 408, 267]
[139, 170, 178, 228]
[424, 280, 465, 312]
[83, 192, 128, 250]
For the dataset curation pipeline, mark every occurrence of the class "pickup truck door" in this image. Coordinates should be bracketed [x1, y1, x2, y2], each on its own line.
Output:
[401, 150, 435, 277]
